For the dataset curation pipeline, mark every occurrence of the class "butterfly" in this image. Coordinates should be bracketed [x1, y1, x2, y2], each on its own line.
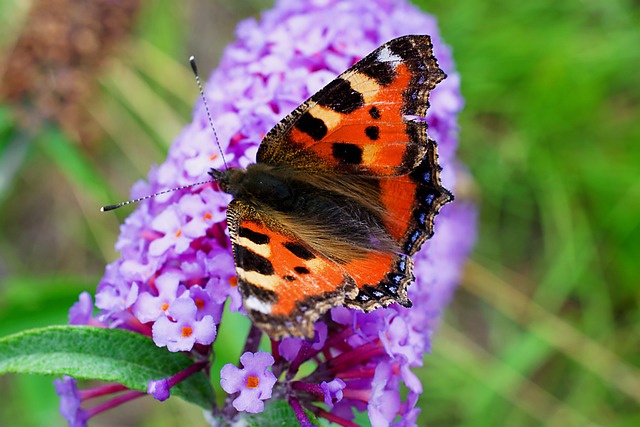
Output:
[210, 35, 453, 339]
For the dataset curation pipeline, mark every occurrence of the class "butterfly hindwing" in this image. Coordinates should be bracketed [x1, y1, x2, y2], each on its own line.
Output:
[256, 35, 445, 176]
[227, 199, 357, 339]
[345, 145, 453, 308]
[226, 198, 418, 337]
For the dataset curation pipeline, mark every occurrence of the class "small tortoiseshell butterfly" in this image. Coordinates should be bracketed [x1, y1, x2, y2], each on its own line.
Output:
[210, 35, 452, 339]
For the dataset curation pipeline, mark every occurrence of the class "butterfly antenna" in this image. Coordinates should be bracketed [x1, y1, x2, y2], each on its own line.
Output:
[189, 56, 228, 170]
[102, 58, 225, 213]
[100, 179, 212, 212]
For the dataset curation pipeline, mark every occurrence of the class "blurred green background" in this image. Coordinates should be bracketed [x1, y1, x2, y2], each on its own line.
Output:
[0, 0, 638, 426]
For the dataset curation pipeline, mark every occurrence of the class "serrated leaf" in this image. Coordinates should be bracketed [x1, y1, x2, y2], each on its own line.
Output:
[0, 325, 214, 409]
[244, 399, 320, 427]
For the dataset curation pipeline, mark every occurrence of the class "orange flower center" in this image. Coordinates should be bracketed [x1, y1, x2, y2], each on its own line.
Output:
[194, 298, 205, 310]
[181, 326, 193, 338]
[203, 212, 213, 221]
[229, 277, 238, 287]
[246, 375, 259, 389]
[175, 228, 182, 238]
[161, 303, 170, 312]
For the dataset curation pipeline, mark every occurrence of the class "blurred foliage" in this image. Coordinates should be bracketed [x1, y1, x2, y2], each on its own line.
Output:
[418, 0, 640, 426]
[0, 0, 637, 426]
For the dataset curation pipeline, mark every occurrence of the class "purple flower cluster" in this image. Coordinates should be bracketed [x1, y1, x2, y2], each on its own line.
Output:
[61, 0, 474, 426]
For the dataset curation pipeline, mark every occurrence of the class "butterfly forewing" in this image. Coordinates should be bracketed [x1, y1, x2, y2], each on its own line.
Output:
[257, 35, 446, 176]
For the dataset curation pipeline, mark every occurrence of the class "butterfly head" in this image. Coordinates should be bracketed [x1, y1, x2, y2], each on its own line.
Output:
[209, 165, 295, 209]
[209, 167, 239, 195]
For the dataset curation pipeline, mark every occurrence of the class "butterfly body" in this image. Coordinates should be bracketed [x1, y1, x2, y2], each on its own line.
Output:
[210, 35, 453, 339]
[211, 165, 397, 259]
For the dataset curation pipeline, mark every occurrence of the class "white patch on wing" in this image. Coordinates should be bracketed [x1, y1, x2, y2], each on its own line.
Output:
[377, 46, 402, 68]
[245, 295, 273, 314]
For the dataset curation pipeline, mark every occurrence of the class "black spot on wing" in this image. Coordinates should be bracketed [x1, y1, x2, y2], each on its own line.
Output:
[238, 226, 270, 245]
[365, 126, 380, 140]
[294, 266, 310, 275]
[283, 242, 316, 260]
[369, 106, 381, 119]
[332, 142, 363, 165]
[239, 279, 278, 303]
[388, 36, 414, 61]
[235, 245, 274, 276]
[357, 54, 396, 86]
[314, 78, 364, 114]
[295, 112, 328, 141]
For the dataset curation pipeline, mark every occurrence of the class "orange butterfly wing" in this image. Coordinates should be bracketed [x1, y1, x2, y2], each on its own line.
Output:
[257, 35, 445, 176]
[227, 200, 357, 338]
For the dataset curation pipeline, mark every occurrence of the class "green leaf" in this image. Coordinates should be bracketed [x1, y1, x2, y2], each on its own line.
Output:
[0, 326, 214, 409]
[244, 399, 320, 427]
